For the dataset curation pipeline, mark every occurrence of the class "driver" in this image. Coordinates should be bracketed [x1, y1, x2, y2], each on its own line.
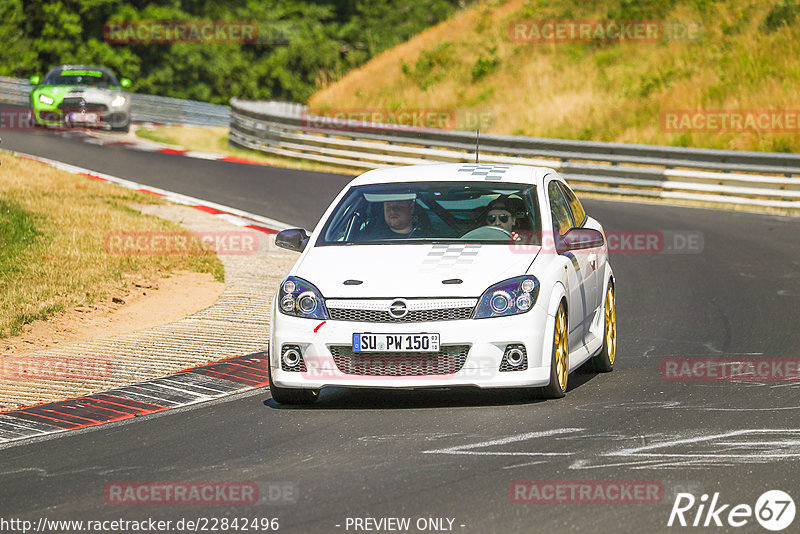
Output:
[384, 199, 415, 235]
[364, 198, 422, 239]
[485, 196, 523, 241]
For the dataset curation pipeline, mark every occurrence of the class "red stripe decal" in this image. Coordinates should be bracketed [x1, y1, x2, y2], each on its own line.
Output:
[89, 394, 165, 413]
[7, 411, 79, 429]
[192, 368, 267, 387]
[136, 189, 166, 197]
[244, 224, 278, 234]
[218, 156, 269, 166]
[192, 205, 226, 215]
[80, 172, 108, 182]
[54, 399, 130, 419]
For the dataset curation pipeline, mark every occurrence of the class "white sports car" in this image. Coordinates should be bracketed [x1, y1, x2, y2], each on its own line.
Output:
[269, 163, 615, 404]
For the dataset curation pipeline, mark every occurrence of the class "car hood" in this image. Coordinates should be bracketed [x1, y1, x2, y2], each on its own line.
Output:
[35, 85, 120, 104]
[293, 243, 540, 298]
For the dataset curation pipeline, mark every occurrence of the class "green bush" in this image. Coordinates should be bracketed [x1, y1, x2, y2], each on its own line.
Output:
[402, 42, 455, 90]
[760, 1, 800, 31]
[471, 47, 500, 81]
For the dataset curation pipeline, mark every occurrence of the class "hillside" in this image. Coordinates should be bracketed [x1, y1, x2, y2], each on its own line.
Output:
[309, 0, 800, 152]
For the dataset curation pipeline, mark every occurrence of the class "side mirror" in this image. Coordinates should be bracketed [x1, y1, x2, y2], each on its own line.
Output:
[275, 228, 309, 252]
[559, 228, 604, 253]
[120, 78, 132, 88]
[29, 75, 40, 85]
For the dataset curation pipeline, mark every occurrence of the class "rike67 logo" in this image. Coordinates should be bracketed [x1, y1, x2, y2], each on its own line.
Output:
[668, 490, 795, 531]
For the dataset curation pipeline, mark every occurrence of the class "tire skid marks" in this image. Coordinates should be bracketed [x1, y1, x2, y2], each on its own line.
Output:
[0, 353, 269, 446]
[422, 427, 800, 470]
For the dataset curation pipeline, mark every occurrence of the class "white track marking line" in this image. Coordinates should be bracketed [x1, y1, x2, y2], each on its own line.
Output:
[422, 428, 583, 456]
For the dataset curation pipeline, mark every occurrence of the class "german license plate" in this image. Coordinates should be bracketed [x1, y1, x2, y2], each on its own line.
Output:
[353, 333, 440, 352]
[67, 112, 98, 124]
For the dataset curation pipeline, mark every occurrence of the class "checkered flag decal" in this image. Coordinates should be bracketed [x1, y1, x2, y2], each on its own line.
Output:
[420, 243, 482, 273]
[457, 163, 511, 180]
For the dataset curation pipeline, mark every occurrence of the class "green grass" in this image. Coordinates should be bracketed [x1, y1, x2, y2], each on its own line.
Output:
[0, 153, 224, 338]
[0, 200, 62, 334]
[133, 129, 176, 146]
[0, 199, 40, 274]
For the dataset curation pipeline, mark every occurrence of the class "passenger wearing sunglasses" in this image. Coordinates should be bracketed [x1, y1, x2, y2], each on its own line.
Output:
[485, 197, 522, 241]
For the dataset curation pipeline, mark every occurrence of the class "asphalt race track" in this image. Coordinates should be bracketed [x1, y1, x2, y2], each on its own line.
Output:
[1, 125, 800, 533]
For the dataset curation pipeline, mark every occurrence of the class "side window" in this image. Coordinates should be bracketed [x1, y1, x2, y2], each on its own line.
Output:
[558, 182, 586, 227]
[547, 180, 574, 236]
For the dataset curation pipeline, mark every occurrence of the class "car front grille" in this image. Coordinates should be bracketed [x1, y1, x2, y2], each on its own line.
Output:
[328, 345, 470, 376]
[329, 308, 473, 322]
[59, 98, 108, 112]
[326, 298, 476, 323]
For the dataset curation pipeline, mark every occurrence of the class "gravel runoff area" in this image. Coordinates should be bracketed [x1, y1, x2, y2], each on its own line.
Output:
[0, 203, 298, 410]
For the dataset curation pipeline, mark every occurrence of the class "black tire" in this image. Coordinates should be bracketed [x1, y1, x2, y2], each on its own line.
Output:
[267, 350, 319, 405]
[591, 282, 616, 373]
[541, 302, 568, 399]
[113, 120, 130, 133]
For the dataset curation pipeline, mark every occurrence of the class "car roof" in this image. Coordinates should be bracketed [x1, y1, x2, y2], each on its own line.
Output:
[350, 163, 557, 186]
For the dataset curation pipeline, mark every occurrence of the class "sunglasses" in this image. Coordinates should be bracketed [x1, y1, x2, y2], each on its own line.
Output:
[487, 214, 510, 223]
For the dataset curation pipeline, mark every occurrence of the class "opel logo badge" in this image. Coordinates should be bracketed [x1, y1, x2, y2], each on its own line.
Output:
[388, 299, 408, 318]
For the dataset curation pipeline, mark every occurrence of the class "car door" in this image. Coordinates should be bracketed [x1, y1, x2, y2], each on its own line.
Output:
[558, 181, 601, 316]
[547, 179, 591, 349]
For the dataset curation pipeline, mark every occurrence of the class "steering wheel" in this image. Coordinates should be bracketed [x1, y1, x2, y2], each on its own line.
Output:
[460, 225, 513, 240]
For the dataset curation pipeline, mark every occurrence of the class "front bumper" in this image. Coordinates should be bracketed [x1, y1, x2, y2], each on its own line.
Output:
[32, 105, 130, 129]
[270, 304, 552, 390]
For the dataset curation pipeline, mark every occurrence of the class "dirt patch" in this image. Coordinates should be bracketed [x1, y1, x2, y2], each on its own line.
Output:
[0, 271, 224, 356]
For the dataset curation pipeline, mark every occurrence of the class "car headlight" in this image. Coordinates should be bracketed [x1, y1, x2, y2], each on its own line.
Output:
[110, 95, 127, 107]
[473, 275, 540, 319]
[38, 94, 54, 105]
[278, 276, 329, 320]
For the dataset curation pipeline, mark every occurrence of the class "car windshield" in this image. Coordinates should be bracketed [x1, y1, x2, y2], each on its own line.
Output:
[317, 181, 541, 245]
[43, 68, 118, 88]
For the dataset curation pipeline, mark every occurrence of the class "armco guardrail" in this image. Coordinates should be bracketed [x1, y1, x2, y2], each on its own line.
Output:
[229, 98, 800, 210]
[0, 76, 229, 127]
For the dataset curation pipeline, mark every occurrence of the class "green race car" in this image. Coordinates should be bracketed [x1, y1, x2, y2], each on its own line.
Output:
[30, 65, 133, 132]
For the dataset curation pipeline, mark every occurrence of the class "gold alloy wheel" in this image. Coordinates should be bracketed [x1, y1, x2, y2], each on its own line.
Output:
[605, 285, 616, 365]
[554, 306, 568, 391]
